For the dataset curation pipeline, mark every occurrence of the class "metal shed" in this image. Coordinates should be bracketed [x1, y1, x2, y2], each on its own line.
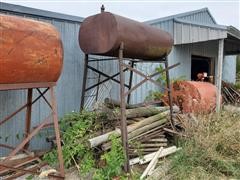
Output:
[131, 8, 240, 107]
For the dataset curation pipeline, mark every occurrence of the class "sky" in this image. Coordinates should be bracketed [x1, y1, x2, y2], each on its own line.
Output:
[1, 0, 240, 29]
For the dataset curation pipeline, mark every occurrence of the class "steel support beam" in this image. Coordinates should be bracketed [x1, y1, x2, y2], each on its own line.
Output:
[165, 59, 174, 127]
[80, 54, 89, 110]
[119, 42, 130, 172]
[24, 88, 33, 149]
[50, 87, 65, 177]
[216, 39, 224, 112]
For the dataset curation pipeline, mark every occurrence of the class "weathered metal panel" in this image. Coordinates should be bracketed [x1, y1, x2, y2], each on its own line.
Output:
[130, 62, 163, 104]
[174, 21, 227, 45]
[223, 55, 237, 83]
[180, 11, 216, 24]
[145, 8, 216, 26]
[0, 2, 84, 23]
[150, 20, 174, 36]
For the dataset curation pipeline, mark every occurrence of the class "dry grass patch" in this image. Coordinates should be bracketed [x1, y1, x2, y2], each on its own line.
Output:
[169, 111, 240, 179]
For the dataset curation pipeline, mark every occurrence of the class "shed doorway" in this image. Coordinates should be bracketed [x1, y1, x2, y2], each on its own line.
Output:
[191, 55, 214, 82]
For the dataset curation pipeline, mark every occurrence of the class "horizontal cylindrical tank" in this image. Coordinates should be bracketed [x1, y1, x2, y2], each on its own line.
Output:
[170, 81, 219, 113]
[0, 15, 63, 84]
[79, 12, 173, 60]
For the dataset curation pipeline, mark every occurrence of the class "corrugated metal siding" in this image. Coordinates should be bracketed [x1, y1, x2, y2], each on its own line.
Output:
[83, 56, 118, 109]
[179, 11, 216, 24]
[223, 55, 237, 83]
[129, 20, 174, 103]
[0, 11, 117, 156]
[174, 21, 227, 45]
[151, 20, 174, 36]
[130, 62, 164, 104]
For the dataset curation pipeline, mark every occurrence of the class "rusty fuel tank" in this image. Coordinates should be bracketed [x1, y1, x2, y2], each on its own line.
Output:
[0, 14, 63, 84]
[169, 81, 220, 113]
[79, 12, 173, 60]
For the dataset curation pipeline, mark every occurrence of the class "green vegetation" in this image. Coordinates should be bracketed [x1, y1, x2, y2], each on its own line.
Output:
[145, 64, 186, 101]
[43, 111, 125, 179]
[94, 135, 125, 179]
[145, 64, 166, 101]
[169, 111, 240, 179]
[234, 82, 240, 90]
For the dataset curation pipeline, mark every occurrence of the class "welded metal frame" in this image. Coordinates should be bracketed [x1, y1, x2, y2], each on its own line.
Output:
[0, 83, 64, 179]
[80, 43, 179, 172]
[80, 55, 133, 110]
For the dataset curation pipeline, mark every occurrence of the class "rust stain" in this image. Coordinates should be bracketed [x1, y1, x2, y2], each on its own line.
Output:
[7, 31, 35, 55]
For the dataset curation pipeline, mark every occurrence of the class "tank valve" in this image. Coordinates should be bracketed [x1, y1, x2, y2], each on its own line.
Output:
[101, 5, 105, 13]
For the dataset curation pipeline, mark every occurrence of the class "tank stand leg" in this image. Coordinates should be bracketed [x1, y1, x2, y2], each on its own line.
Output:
[50, 87, 65, 177]
[80, 54, 89, 111]
[24, 88, 33, 149]
[165, 59, 174, 128]
[119, 42, 130, 173]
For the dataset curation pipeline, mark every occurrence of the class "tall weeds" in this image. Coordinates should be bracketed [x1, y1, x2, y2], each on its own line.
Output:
[170, 111, 240, 179]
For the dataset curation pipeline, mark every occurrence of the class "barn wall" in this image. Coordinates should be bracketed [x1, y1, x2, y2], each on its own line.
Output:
[223, 55, 237, 83]
[151, 20, 174, 36]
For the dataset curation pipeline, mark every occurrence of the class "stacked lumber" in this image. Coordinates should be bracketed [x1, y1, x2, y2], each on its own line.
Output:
[88, 98, 181, 158]
[222, 81, 240, 105]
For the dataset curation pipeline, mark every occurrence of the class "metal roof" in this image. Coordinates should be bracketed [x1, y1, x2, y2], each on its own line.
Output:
[174, 18, 226, 30]
[0, 2, 84, 23]
[228, 26, 240, 40]
[145, 7, 217, 25]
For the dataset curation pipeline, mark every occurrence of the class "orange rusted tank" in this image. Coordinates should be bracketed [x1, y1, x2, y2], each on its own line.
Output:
[170, 81, 219, 113]
[0, 14, 63, 84]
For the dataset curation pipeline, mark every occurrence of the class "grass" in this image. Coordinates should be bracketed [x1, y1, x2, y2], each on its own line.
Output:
[169, 111, 240, 179]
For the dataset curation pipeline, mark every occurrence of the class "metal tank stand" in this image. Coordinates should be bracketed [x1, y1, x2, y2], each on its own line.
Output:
[80, 55, 134, 110]
[0, 83, 64, 179]
[80, 43, 179, 172]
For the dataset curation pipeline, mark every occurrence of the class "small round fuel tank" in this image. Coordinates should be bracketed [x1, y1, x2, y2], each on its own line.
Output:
[79, 12, 173, 60]
[0, 14, 63, 84]
[170, 81, 219, 113]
